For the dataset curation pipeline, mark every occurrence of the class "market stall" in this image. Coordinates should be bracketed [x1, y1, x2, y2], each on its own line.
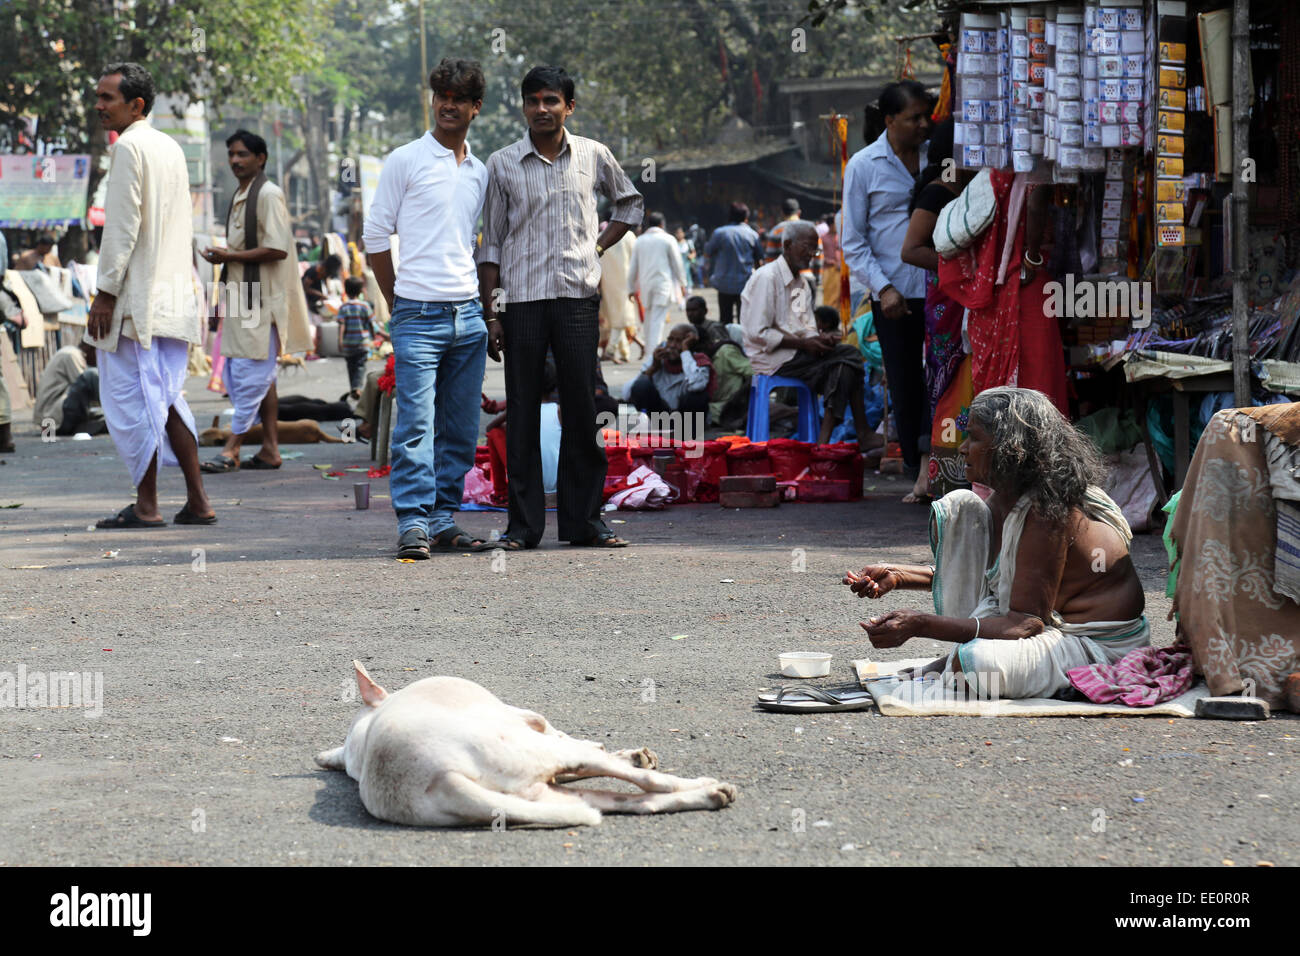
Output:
[947, 0, 1300, 518]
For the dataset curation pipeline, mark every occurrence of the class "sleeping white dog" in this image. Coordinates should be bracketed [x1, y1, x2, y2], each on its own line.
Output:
[315, 662, 738, 827]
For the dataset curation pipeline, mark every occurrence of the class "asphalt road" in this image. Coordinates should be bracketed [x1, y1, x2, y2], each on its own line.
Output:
[1, 332, 1296, 867]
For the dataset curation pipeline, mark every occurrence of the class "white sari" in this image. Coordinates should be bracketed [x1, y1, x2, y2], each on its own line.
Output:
[929, 487, 1149, 699]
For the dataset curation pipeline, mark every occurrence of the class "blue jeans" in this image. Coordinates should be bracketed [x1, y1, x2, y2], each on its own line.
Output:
[388, 296, 488, 537]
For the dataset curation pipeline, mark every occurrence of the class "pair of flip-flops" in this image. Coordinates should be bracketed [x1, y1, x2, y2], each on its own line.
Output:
[200, 455, 280, 473]
[95, 504, 217, 528]
[756, 683, 875, 713]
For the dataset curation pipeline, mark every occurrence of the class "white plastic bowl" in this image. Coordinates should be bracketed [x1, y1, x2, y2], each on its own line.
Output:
[779, 651, 832, 678]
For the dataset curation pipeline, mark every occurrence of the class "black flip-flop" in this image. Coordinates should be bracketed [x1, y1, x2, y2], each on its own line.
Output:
[432, 525, 494, 551]
[756, 684, 875, 713]
[174, 506, 217, 525]
[242, 456, 281, 470]
[200, 456, 239, 474]
[96, 504, 166, 529]
[570, 531, 629, 548]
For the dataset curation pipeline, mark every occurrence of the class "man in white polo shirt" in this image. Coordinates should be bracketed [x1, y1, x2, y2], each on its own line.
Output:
[363, 58, 492, 559]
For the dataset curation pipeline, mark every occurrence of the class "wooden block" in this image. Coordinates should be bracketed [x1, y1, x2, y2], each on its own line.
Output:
[720, 474, 776, 493]
[1195, 696, 1270, 720]
[719, 490, 781, 508]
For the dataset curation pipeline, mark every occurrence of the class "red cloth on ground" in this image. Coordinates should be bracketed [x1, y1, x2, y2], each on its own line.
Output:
[1066, 646, 1194, 707]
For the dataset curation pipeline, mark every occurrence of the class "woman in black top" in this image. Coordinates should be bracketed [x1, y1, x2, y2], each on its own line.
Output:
[900, 119, 971, 500]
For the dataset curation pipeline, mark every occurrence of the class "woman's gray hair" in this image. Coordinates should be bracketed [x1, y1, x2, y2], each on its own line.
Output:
[968, 387, 1105, 527]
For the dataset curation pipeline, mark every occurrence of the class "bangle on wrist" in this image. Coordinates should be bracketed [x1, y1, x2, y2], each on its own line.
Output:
[1022, 251, 1043, 267]
[596, 244, 605, 257]
[971, 617, 981, 640]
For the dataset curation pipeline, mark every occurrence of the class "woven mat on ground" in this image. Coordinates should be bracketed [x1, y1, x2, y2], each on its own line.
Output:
[853, 658, 1209, 717]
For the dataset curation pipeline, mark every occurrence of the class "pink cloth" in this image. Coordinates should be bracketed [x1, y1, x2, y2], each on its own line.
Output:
[607, 464, 674, 510]
[1066, 646, 1194, 707]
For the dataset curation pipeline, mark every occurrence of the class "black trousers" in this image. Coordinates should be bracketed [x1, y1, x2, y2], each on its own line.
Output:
[56, 369, 106, 436]
[872, 297, 930, 474]
[502, 297, 609, 546]
[717, 292, 742, 325]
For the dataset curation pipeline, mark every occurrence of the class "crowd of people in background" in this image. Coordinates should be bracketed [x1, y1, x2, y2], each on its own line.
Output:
[3, 69, 1051, 522]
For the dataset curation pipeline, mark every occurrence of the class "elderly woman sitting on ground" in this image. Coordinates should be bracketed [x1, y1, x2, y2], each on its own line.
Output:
[843, 386, 1147, 699]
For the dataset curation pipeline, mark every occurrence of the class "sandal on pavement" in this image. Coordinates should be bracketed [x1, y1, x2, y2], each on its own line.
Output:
[432, 525, 493, 551]
[200, 456, 239, 474]
[242, 456, 281, 470]
[570, 531, 629, 548]
[397, 528, 431, 560]
[96, 504, 166, 529]
[756, 684, 875, 713]
[492, 536, 529, 551]
[173, 505, 218, 525]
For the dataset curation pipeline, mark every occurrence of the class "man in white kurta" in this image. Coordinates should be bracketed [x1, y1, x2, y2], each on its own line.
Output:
[626, 212, 687, 353]
[86, 63, 214, 527]
[598, 230, 636, 362]
[200, 130, 313, 472]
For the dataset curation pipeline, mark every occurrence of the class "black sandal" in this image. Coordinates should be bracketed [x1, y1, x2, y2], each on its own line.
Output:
[173, 505, 217, 525]
[570, 531, 629, 548]
[397, 528, 431, 560]
[200, 456, 239, 473]
[95, 504, 166, 529]
[432, 525, 493, 551]
[242, 456, 281, 470]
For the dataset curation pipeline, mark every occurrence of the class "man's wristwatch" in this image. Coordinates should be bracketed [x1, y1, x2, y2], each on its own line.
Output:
[596, 244, 605, 257]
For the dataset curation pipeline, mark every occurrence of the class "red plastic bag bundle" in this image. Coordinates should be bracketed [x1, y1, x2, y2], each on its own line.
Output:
[809, 442, 864, 499]
[684, 440, 729, 502]
[767, 437, 814, 482]
[605, 443, 634, 479]
[726, 440, 772, 476]
[486, 427, 508, 505]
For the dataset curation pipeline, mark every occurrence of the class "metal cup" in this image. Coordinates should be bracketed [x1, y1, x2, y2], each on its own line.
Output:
[353, 482, 370, 510]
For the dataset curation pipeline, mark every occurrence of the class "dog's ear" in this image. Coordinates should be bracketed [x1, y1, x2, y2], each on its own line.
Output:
[353, 660, 388, 707]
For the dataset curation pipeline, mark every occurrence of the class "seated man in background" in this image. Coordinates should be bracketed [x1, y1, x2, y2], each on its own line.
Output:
[627, 322, 710, 418]
[685, 296, 749, 433]
[34, 342, 105, 436]
[845, 387, 1148, 700]
[741, 220, 868, 445]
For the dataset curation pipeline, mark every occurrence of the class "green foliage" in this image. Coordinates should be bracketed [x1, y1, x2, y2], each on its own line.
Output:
[0, 0, 320, 149]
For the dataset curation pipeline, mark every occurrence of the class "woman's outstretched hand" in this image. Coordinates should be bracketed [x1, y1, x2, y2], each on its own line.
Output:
[843, 565, 900, 599]
[860, 609, 926, 648]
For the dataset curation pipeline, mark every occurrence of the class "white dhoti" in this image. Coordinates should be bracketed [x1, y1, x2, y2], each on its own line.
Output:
[225, 335, 280, 435]
[98, 336, 196, 486]
[642, 295, 673, 352]
[930, 488, 1150, 699]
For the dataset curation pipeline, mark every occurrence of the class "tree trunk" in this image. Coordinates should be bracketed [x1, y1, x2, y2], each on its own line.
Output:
[299, 91, 333, 236]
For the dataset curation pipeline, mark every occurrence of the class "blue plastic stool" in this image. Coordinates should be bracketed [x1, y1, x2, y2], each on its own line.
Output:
[746, 374, 821, 442]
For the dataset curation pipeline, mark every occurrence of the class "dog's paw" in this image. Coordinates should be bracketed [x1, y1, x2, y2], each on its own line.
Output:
[624, 747, 658, 770]
[314, 746, 345, 770]
[705, 782, 738, 808]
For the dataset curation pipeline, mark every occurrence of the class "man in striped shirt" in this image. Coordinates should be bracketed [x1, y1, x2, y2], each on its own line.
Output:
[476, 65, 644, 549]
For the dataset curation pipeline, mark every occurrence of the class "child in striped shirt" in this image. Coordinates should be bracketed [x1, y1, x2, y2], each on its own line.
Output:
[336, 276, 375, 398]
